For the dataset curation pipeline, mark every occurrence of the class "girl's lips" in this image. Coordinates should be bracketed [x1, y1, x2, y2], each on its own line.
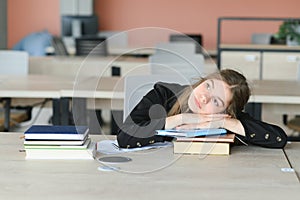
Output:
[194, 97, 201, 109]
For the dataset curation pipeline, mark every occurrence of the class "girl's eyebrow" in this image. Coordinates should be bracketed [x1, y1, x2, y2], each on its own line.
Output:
[210, 79, 225, 107]
[209, 79, 214, 88]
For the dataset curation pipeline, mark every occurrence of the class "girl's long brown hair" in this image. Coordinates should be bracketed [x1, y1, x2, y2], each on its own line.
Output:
[168, 69, 250, 118]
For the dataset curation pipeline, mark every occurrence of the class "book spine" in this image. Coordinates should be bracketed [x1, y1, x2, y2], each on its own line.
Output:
[173, 142, 230, 155]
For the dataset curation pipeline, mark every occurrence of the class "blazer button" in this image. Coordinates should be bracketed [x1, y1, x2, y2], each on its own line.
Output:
[149, 140, 155, 144]
[126, 145, 131, 148]
[265, 133, 270, 140]
[250, 133, 256, 138]
[136, 142, 142, 147]
[276, 136, 282, 142]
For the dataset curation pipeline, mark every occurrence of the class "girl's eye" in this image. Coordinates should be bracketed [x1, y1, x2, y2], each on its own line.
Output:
[213, 98, 219, 106]
[206, 82, 211, 90]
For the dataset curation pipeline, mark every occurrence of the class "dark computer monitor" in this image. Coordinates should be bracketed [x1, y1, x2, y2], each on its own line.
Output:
[75, 36, 107, 56]
[61, 15, 99, 37]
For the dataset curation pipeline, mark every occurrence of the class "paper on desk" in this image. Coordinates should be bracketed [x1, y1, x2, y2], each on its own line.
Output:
[97, 140, 172, 154]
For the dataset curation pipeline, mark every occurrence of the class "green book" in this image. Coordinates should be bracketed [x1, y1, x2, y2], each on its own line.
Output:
[24, 139, 91, 150]
[25, 139, 96, 160]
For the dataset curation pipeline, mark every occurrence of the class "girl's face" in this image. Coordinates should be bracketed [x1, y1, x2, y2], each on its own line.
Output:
[188, 79, 233, 114]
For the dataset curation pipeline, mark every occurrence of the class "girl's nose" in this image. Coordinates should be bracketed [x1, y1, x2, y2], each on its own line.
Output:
[200, 93, 211, 104]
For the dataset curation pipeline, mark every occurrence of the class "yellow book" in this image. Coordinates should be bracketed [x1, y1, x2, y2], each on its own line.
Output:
[173, 134, 235, 155]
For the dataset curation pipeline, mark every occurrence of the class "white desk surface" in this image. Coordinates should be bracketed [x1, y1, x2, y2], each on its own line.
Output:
[0, 132, 299, 200]
[2, 75, 300, 100]
[62, 76, 300, 103]
[0, 75, 122, 99]
[28, 56, 300, 104]
[249, 80, 300, 104]
[63, 77, 300, 112]
[72, 76, 300, 105]
[2, 75, 300, 109]
[0, 75, 124, 111]
[60, 76, 124, 99]
[0, 75, 74, 98]
[248, 80, 300, 118]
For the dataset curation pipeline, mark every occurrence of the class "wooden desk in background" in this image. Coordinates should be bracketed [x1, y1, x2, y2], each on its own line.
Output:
[0, 75, 123, 131]
[249, 80, 300, 135]
[2, 74, 300, 133]
[2, 53, 154, 131]
[27, 55, 218, 132]
[3, 53, 300, 133]
[0, 75, 75, 131]
[0, 132, 299, 200]
[249, 80, 300, 104]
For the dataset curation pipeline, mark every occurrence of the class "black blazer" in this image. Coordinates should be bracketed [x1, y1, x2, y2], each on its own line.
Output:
[117, 82, 287, 149]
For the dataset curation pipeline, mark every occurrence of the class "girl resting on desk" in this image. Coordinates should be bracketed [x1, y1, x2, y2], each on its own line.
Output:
[117, 69, 287, 149]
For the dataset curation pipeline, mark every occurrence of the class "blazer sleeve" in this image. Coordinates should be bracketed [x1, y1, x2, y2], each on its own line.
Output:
[117, 82, 185, 148]
[237, 112, 287, 148]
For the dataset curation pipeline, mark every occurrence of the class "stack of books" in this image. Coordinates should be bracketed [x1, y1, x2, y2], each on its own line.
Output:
[156, 128, 235, 155]
[24, 125, 96, 160]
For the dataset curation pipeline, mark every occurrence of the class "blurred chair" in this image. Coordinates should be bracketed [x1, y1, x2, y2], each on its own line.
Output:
[149, 54, 204, 83]
[0, 50, 31, 131]
[123, 75, 190, 121]
[251, 33, 272, 45]
[75, 36, 107, 56]
[0, 50, 29, 75]
[51, 36, 69, 56]
[98, 31, 128, 48]
[149, 42, 205, 84]
[169, 34, 203, 54]
[12, 30, 52, 56]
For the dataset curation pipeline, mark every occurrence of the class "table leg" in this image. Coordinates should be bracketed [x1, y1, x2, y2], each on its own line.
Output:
[52, 98, 61, 125]
[52, 97, 89, 126]
[52, 98, 71, 125]
[72, 97, 87, 126]
[60, 98, 70, 125]
[3, 98, 11, 132]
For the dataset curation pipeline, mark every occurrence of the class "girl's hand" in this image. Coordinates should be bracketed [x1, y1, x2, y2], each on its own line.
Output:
[180, 113, 230, 125]
[165, 113, 230, 129]
[176, 117, 246, 136]
[176, 119, 226, 130]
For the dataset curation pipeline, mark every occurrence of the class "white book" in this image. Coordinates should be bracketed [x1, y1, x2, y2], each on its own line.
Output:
[24, 135, 88, 146]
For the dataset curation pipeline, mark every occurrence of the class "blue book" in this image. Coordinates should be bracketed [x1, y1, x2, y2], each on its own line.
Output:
[24, 125, 89, 141]
[156, 128, 227, 138]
